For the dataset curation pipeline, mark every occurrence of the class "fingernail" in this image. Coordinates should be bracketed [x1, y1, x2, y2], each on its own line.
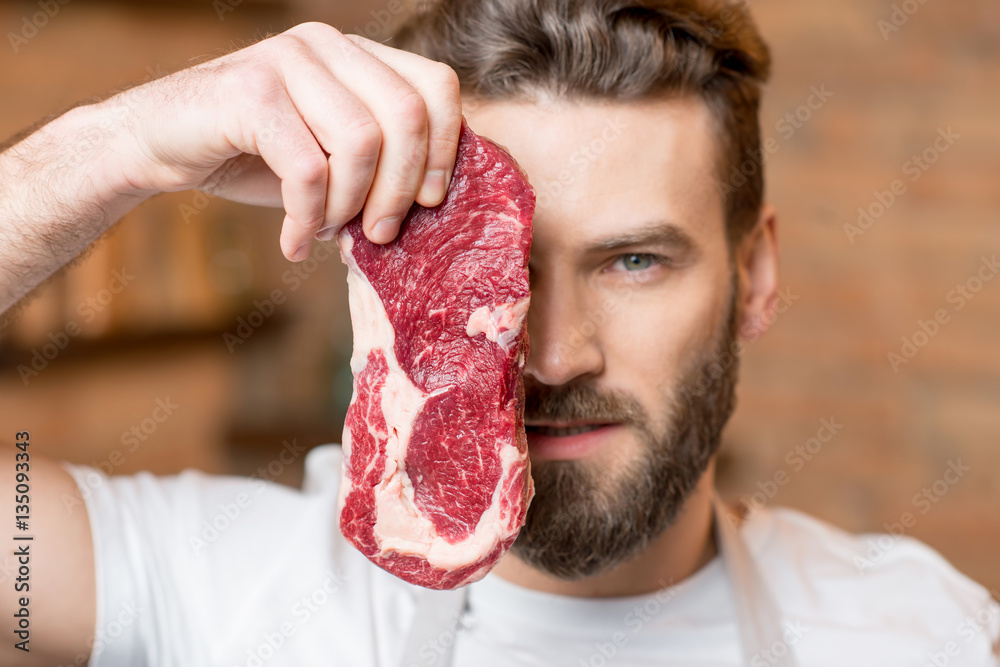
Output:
[292, 242, 310, 261]
[315, 226, 337, 242]
[420, 169, 447, 205]
[372, 216, 401, 243]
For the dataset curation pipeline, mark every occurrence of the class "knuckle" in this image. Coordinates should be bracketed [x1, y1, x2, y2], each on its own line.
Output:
[329, 190, 366, 225]
[383, 168, 410, 196]
[241, 66, 281, 103]
[393, 89, 429, 133]
[382, 152, 421, 199]
[331, 32, 368, 64]
[292, 151, 329, 186]
[287, 21, 343, 41]
[298, 213, 326, 232]
[270, 33, 313, 61]
[428, 131, 459, 161]
[344, 115, 382, 162]
[429, 62, 461, 95]
[377, 137, 426, 198]
[399, 139, 428, 175]
[345, 33, 373, 48]
[292, 196, 327, 231]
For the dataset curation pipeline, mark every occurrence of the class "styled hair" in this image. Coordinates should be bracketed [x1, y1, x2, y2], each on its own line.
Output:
[393, 0, 772, 244]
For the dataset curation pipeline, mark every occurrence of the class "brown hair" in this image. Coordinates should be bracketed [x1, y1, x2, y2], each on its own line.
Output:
[393, 0, 771, 244]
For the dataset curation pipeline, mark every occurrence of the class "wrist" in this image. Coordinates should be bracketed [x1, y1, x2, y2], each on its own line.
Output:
[59, 102, 159, 203]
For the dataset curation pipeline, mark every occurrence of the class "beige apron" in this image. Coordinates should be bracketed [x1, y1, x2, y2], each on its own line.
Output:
[400, 491, 798, 666]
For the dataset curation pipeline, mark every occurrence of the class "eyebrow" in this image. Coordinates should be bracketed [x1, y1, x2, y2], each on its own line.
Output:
[583, 221, 698, 257]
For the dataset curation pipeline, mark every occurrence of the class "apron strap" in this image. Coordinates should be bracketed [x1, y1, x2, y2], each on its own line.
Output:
[399, 587, 468, 667]
[399, 493, 797, 667]
[712, 491, 798, 666]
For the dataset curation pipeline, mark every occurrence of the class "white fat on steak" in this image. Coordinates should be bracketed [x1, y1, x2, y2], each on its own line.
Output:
[465, 298, 530, 352]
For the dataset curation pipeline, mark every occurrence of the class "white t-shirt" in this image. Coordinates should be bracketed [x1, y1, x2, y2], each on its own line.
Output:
[63, 445, 1000, 667]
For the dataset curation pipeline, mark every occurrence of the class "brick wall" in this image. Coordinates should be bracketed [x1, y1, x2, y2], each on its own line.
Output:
[718, 0, 1000, 594]
[1, 0, 997, 593]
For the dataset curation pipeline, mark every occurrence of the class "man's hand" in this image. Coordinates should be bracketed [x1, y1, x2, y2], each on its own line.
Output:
[109, 22, 462, 259]
[0, 22, 463, 316]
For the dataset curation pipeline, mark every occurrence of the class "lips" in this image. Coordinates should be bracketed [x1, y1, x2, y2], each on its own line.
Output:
[523, 422, 622, 461]
[525, 423, 609, 437]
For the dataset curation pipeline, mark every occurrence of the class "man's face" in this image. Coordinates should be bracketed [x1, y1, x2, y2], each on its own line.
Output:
[464, 97, 740, 579]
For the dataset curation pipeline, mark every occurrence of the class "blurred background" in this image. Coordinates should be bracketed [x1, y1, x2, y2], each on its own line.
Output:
[0, 0, 997, 594]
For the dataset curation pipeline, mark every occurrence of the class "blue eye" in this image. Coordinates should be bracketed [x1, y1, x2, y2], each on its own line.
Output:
[619, 253, 656, 271]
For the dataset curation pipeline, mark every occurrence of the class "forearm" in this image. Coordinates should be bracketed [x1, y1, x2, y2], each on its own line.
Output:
[0, 23, 463, 321]
[0, 103, 150, 316]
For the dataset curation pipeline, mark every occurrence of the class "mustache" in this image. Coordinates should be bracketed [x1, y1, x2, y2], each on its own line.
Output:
[522, 379, 648, 425]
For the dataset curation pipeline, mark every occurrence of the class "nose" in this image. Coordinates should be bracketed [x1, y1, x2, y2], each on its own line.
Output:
[523, 269, 605, 387]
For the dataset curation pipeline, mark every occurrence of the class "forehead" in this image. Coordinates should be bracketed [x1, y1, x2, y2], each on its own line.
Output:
[462, 96, 726, 253]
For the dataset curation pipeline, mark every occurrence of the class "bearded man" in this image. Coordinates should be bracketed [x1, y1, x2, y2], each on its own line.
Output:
[1, 1, 997, 665]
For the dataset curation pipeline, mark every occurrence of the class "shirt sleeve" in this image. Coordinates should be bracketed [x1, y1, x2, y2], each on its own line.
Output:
[760, 507, 1000, 664]
[857, 531, 1000, 664]
[61, 461, 338, 667]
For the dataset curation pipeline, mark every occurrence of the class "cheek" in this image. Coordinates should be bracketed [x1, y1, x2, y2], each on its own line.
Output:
[596, 273, 727, 402]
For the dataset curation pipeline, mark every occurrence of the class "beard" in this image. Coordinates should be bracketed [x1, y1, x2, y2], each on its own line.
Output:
[512, 285, 741, 580]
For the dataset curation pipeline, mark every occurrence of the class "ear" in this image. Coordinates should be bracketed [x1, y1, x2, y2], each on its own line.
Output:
[735, 203, 779, 343]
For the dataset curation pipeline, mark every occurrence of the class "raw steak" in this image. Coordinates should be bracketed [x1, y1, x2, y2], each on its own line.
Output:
[337, 121, 535, 590]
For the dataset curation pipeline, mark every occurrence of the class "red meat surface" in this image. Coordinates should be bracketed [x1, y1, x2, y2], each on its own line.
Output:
[337, 122, 535, 589]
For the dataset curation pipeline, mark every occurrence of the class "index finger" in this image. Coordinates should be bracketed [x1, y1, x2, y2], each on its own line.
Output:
[345, 35, 462, 209]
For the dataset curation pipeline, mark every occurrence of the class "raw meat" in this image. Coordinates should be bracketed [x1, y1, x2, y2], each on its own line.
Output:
[336, 121, 535, 590]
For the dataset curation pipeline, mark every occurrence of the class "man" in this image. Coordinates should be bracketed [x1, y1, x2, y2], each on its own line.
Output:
[1, 0, 997, 665]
